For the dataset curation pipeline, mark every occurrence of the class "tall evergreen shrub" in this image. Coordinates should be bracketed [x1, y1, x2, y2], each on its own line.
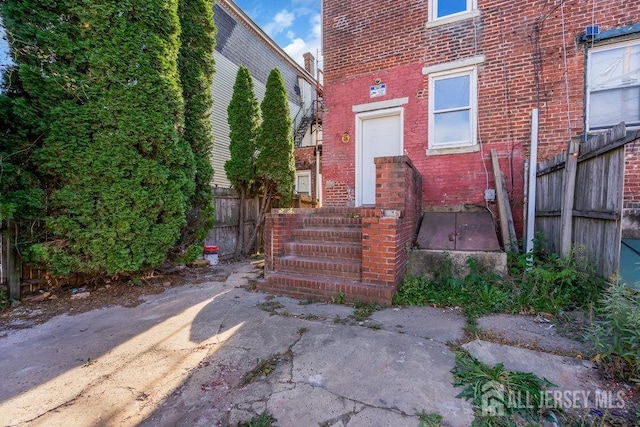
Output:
[244, 68, 295, 254]
[225, 66, 260, 256]
[1, 1, 195, 276]
[176, 0, 216, 261]
[256, 68, 295, 207]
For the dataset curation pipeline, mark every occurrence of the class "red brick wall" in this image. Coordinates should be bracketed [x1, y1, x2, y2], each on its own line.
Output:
[264, 210, 308, 271]
[322, 0, 640, 239]
[624, 141, 640, 238]
[361, 156, 422, 287]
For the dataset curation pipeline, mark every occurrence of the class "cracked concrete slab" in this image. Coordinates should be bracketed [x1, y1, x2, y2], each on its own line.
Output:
[369, 306, 466, 343]
[267, 294, 356, 320]
[475, 313, 590, 356]
[0, 260, 611, 426]
[288, 324, 474, 426]
[462, 339, 600, 393]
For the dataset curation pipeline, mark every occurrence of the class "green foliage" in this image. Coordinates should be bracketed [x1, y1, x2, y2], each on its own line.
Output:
[351, 302, 380, 322]
[416, 410, 443, 427]
[587, 284, 640, 382]
[176, 0, 216, 260]
[394, 239, 605, 320]
[237, 411, 276, 427]
[1, 0, 196, 276]
[452, 351, 556, 425]
[0, 84, 45, 225]
[0, 288, 8, 311]
[508, 240, 604, 314]
[332, 290, 346, 305]
[225, 66, 261, 193]
[225, 66, 261, 256]
[393, 257, 512, 319]
[255, 68, 295, 207]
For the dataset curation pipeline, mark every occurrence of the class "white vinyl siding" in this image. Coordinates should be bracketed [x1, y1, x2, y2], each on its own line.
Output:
[211, 53, 302, 188]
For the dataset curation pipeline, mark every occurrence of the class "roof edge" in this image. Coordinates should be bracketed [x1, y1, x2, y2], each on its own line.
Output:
[219, 0, 317, 85]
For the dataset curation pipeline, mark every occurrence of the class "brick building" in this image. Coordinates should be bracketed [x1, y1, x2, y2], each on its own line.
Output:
[321, 0, 640, 239]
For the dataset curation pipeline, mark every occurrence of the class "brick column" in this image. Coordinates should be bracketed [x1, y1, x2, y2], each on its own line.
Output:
[264, 210, 307, 271]
[361, 156, 422, 288]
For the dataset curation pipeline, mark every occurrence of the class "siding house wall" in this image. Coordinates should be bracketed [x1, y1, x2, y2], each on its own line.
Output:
[212, 0, 317, 188]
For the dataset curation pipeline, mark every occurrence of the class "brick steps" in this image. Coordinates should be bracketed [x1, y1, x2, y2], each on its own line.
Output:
[303, 216, 362, 228]
[292, 228, 361, 243]
[262, 207, 394, 305]
[277, 255, 361, 280]
[283, 241, 362, 260]
[257, 272, 394, 305]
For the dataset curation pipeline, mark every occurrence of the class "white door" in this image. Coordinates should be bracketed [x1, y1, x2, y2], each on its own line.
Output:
[356, 108, 403, 205]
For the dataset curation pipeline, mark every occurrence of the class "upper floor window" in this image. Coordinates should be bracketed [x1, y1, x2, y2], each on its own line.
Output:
[429, 0, 477, 22]
[587, 39, 640, 130]
[428, 67, 478, 149]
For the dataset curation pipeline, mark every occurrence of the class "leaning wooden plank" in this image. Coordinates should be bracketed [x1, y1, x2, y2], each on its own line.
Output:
[560, 140, 579, 257]
[491, 149, 514, 251]
[499, 171, 518, 252]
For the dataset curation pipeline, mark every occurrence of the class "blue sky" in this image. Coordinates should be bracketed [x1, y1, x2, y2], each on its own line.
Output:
[233, 0, 322, 69]
[0, 1, 322, 77]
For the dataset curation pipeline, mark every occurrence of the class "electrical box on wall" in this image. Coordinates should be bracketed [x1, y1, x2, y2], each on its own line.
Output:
[484, 189, 496, 201]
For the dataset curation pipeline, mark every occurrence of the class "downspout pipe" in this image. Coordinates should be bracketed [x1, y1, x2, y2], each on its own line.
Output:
[526, 108, 539, 254]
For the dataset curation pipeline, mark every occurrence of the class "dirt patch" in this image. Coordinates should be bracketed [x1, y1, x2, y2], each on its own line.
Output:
[0, 263, 234, 331]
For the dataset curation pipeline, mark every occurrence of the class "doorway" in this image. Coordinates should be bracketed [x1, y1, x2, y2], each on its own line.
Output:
[355, 108, 403, 206]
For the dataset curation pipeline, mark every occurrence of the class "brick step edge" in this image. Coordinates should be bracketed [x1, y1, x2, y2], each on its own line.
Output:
[257, 272, 394, 305]
[292, 228, 362, 243]
[302, 217, 362, 228]
[277, 255, 361, 280]
[283, 241, 362, 259]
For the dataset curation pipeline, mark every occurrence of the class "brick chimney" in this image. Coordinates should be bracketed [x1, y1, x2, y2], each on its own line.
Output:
[303, 52, 315, 77]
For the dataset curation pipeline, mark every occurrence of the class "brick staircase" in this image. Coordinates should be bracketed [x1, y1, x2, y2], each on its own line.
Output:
[257, 207, 395, 305]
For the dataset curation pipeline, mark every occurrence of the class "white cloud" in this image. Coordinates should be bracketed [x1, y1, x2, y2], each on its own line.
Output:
[283, 13, 322, 70]
[263, 9, 295, 36]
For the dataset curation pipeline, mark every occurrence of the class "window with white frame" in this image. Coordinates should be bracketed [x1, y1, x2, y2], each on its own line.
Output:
[428, 67, 477, 149]
[295, 170, 311, 195]
[587, 39, 640, 130]
[429, 0, 476, 21]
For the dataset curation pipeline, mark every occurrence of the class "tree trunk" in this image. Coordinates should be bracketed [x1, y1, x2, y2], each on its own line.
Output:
[235, 187, 246, 257]
[243, 185, 272, 256]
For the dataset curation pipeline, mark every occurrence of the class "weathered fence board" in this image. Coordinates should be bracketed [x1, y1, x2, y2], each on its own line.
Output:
[206, 188, 259, 260]
[535, 123, 640, 279]
[1, 221, 21, 299]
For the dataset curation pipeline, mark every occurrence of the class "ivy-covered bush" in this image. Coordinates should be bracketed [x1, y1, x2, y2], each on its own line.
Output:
[1, 1, 197, 276]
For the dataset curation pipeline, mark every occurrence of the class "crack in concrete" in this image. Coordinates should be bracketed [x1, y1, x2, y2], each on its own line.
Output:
[20, 392, 83, 424]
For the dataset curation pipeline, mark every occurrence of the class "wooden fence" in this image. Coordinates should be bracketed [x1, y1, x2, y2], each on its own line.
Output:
[535, 123, 640, 279]
[0, 221, 21, 299]
[206, 188, 316, 260]
[206, 188, 259, 260]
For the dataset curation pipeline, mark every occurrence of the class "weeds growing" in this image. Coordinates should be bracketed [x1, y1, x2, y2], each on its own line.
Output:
[587, 283, 640, 382]
[394, 237, 605, 321]
[452, 351, 556, 426]
[237, 411, 276, 427]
